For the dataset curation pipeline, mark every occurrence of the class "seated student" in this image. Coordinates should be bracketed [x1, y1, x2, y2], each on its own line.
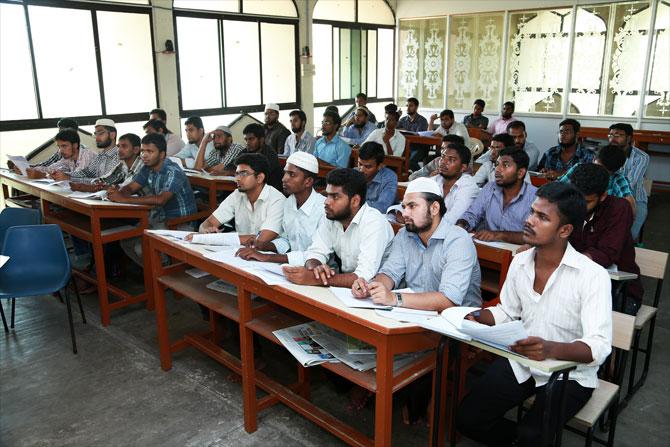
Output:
[357, 142, 398, 214]
[428, 109, 471, 148]
[472, 133, 516, 187]
[192, 153, 285, 247]
[225, 123, 283, 192]
[107, 133, 197, 266]
[236, 152, 325, 265]
[408, 134, 465, 180]
[282, 168, 394, 288]
[284, 109, 316, 155]
[173, 116, 211, 169]
[486, 101, 516, 136]
[343, 92, 377, 127]
[363, 111, 406, 156]
[568, 163, 643, 315]
[149, 108, 185, 156]
[398, 97, 430, 171]
[538, 118, 595, 178]
[313, 110, 352, 168]
[463, 99, 489, 130]
[375, 103, 398, 129]
[433, 142, 480, 224]
[340, 106, 376, 146]
[457, 148, 537, 243]
[143, 119, 183, 157]
[24, 129, 96, 179]
[193, 125, 244, 174]
[457, 182, 612, 447]
[263, 103, 291, 153]
[507, 120, 540, 171]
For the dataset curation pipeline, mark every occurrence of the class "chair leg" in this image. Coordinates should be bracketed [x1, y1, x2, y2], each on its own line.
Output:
[10, 297, 16, 329]
[70, 277, 86, 324]
[639, 317, 657, 386]
[0, 301, 9, 333]
[624, 329, 642, 404]
[57, 290, 78, 354]
[607, 398, 620, 447]
[585, 426, 594, 447]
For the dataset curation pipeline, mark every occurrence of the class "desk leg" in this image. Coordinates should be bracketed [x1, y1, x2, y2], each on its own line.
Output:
[141, 223, 154, 311]
[374, 340, 394, 446]
[430, 336, 449, 447]
[91, 216, 111, 326]
[238, 288, 258, 433]
[150, 240, 171, 371]
[448, 341, 462, 447]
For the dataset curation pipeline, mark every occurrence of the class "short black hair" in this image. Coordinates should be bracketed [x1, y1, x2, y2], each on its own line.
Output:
[234, 152, 270, 182]
[498, 147, 529, 171]
[536, 181, 587, 229]
[54, 129, 80, 145]
[441, 134, 465, 145]
[421, 192, 447, 217]
[323, 110, 342, 129]
[492, 133, 515, 147]
[384, 103, 398, 113]
[326, 168, 367, 203]
[289, 109, 307, 123]
[559, 118, 581, 133]
[569, 163, 609, 197]
[142, 132, 167, 153]
[439, 109, 454, 119]
[407, 97, 419, 106]
[150, 108, 167, 121]
[355, 92, 368, 100]
[609, 122, 634, 137]
[506, 120, 526, 132]
[57, 118, 78, 130]
[143, 119, 170, 134]
[359, 141, 385, 164]
[243, 123, 265, 139]
[185, 116, 204, 129]
[597, 144, 627, 173]
[503, 101, 515, 110]
[386, 111, 400, 122]
[119, 133, 141, 148]
[474, 99, 486, 108]
[444, 142, 471, 166]
[324, 105, 339, 115]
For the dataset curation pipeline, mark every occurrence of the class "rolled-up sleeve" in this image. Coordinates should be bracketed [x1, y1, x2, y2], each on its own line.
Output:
[212, 192, 238, 226]
[438, 236, 478, 305]
[260, 195, 285, 234]
[378, 231, 408, 288]
[573, 268, 612, 367]
[352, 218, 393, 281]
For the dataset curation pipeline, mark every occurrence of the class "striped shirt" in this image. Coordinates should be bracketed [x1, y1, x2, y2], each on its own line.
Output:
[205, 143, 244, 170]
[95, 156, 145, 186]
[70, 146, 120, 184]
[622, 146, 649, 203]
[33, 147, 97, 175]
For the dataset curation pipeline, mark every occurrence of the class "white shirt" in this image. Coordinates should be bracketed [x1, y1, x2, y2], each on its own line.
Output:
[433, 174, 480, 224]
[174, 141, 214, 169]
[305, 203, 394, 280]
[272, 189, 326, 265]
[363, 128, 407, 156]
[435, 121, 471, 147]
[283, 131, 316, 155]
[212, 184, 285, 235]
[488, 243, 612, 388]
[166, 133, 186, 157]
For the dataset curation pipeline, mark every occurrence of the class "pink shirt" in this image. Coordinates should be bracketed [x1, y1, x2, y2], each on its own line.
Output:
[487, 115, 516, 136]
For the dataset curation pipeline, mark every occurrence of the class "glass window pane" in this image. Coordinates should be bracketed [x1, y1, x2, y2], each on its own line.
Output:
[340, 29, 351, 99]
[176, 17, 222, 110]
[377, 28, 394, 98]
[173, 0, 239, 13]
[333, 28, 340, 100]
[644, 1, 669, 118]
[358, 0, 395, 25]
[260, 23, 296, 104]
[1, 128, 62, 168]
[97, 11, 156, 114]
[360, 31, 368, 94]
[0, 3, 38, 120]
[351, 29, 362, 98]
[224, 20, 261, 107]
[313, 0, 354, 22]
[244, 0, 296, 17]
[313, 24, 333, 103]
[28, 6, 101, 118]
[367, 30, 377, 98]
[104, 0, 150, 4]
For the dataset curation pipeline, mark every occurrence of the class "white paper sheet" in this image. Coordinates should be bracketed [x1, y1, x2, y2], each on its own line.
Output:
[7, 155, 30, 175]
[329, 286, 393, 310]
[375, 309, 435, 324]
[0, 255, 9, 269]
[69, 190, 107, 200]
[148, 229, 194, 240]
[191, 232, 240, 246]
[203, 247, 288, 285]
[185, 268, 209, 279]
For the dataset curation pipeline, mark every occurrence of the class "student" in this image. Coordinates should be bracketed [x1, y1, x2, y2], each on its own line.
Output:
[408, 134, 465, 181]
[236, 151, 325, 265]
[357, 141, 398, 214]
[340, 106, 376, 146]
[193, 153, 285, 247]
[282, 168, 394, 288]
[457, 182, 612, 447]
[343, 92, 377, 127]
[173, 116, 211, 169]
[398, 97, 430, 171]
[538, 118, 595, 178]
[229, 123, 283, 192]
[433, 142, 480, 224]
[107, 133, 197, 266]
[193, 125, 244, 174]
[463, 99, 489, 129]
[472, 133, 516, 187]
[375, 103, 399, 129]
[24, 129, 96, 179]
[487, 101, 516, 136]
[284, 109, 316, 155]
[143, 119, 184, 157]
[313, 110, 352, 168]
[568, 163, 643, 315]
[457, 148, 537, 243]
[363, 111, 406, 156]
[148, 108, 185, 155]
[263, 103, 291, 153]
[507, 120, 540, 171]
[429, 109, 471, 147]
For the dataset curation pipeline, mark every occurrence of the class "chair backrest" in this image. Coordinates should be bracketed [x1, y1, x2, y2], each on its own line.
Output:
[469, 137, 484, 158]
[476, 243, 514, 293]
[612, 311, 636, 352]
[0, 208, 42, 245]
[634, 247, 668, 280]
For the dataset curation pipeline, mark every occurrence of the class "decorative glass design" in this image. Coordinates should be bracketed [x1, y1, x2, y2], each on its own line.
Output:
[644, 1, 670, 117]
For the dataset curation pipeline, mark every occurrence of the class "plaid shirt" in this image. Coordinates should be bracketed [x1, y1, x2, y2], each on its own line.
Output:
[132, 158, 196, 222]
[560, 164, 633, 198]
[95, 156, 145, 186]
[538, 144, 596, 172]
[32, 151, 61, 168]
[205, 143, 244, 169]
[622, 146, 649, 203]
[70, 146, 120, 184]
[33, 147, 97, 175]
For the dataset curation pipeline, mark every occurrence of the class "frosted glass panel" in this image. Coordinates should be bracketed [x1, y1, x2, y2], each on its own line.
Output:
[340, 29, 351, 99]
[244, 0, 296, 17]
[358, 0, 395, 25]
[29, 6, 101, 118]
[313, 0, 355, 22]
[0, 3, 38, 120]
[173, 0, 239, 12]
[313, 24, 333, 103]
[367, 30, 377, 98]
[333, 28, 340, 100]
[97, 11, 156, 114]
[176, 17, 222, 110]
[260, 23, 296, 104]
[224, 20, 261, 107]
[377, 28, 394, 98]
[644, 1, 670, 118]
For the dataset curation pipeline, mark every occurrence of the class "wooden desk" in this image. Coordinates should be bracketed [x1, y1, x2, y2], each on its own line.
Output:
[0, 171, 152, 326]
[145, 232, 444, 447]
[183, 173, 236, 226]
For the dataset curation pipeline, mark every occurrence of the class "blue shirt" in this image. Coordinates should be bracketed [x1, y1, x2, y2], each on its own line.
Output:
[538, 144, 596, 172]
[459, 181, 538, 232]
[398, 114, 429, 132]
[340, 121, 376, 146]
[622, 146, 649, 204]
[379, 218, 482, 307]
[132, 158, 197, 222]
[313, 135, 352, 168]
[365, 167, 398, 213]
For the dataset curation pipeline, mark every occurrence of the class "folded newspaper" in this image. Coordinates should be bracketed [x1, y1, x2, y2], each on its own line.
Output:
[273, 323, 339, 367]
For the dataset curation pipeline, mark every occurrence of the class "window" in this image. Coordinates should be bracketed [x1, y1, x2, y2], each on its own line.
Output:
[223, 20, 262, 107]
[261, 23, 297, 104]
[173, 0, 239, 13]
[644, 1, 669, 118]
[244, 0, 297, 17]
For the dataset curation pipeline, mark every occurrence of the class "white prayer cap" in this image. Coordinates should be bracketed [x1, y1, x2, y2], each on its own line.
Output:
[264, 103, 280, 113]
[287, 151, 319, 174]
[95, 118, 116, 128]
[405, 177, 441, 197]
[215, 125, 232, 136]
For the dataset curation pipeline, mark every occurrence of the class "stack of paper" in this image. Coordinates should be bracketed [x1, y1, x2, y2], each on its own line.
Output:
[69, 190, 108, 200]
[273, 323, 339, 367]
[203, 247, 288, 285]
[7, 155, 29, 175]
[190, 232, 240, 246]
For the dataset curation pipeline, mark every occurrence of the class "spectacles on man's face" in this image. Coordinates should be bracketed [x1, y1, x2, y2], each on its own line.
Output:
[321, 120, 334, 126]
[94, 130, 109, 136]
[608, 133, 627, 138]
[235, 170, 256, 178]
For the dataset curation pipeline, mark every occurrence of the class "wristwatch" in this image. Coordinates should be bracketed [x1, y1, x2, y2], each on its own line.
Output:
[394, 292, 403, 308]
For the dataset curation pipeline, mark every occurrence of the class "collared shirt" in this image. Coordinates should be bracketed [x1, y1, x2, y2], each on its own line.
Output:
[473, 151, 532, 187]
[379, 218, 482, 307]
[463, 114, 489, 129]
[345, 109, 377, 124]
[487, 115, 516, 135]
[538, 144, 596, 173]
[226, 146, 283, 192]
[622, 146, 649, 203]
[435, 122, 471, 147]
[272, 189, 326, 265]
[313, 135, 352, 168]
[489, 244, 612, 388]
[205, 143, 245, 170]
[364, 128, 407, 156]
[166, 132, 186, 157]
[70, 146, 120, 184]
[95, 155, 145, 186]
[305, 203, 394, 280]
[284, 131, 316, 155]
[409, 157, 439, 180]
[132, 158, 197, 222]
[211, 183, 285, 235]
[398, 113, 429, 132]
[365, 167, 398, 214]
[32, 151, 62, 168]
[459, 181, 537, 232]
[523, 141, 540, 171]
[559, 164, 633, 199]
[33, 147, 96, 175]
[265, 122, 292, 153]
[433, 174, 480, 224]
[174, 141, 214, 169]
[341, 121, 376, 146]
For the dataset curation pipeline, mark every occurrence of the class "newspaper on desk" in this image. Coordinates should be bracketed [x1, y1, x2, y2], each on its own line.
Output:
[273, 322, 339, 367]
[7, 155, 29, 175]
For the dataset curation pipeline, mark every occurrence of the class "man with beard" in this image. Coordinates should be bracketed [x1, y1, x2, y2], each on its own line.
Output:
[235, 151, 325, 265]
[472, 133, 516, 187]
[263, 104, 291, 153]
[433, 142, 480, 224]
[24, 129, 96, 179]
[343, 92, 377, 127]
[340, 106, 376, 146]
[356, 141, 398, 214]
[283, 109, 316, 155]
[193, 125, 244, 174]
[608, 123, 650, 240]
[282, 168, 393, 288]
[507, 120, 540, 171]
[487, 101, 516, 136]
[228, 123, 283, 191]
[363, 111, 406, 156]
[173, 116, 212, 169]
[457, 148, 537, 243]
[313, 110, 352, 168]
[398, 97, 430, 171]
[538, 118, 595, 179]
[457, 182, 612, 447]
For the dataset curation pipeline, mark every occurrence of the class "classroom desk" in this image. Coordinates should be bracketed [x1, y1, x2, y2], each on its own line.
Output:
[0, 171, 152, 326]
[183, 173, 236, 222]
[145, 232, 444, 447]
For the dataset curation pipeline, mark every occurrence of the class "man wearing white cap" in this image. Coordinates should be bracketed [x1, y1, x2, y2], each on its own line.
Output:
[264, 103, 291, 153]
[236, 151, 325, 265]
[194, 125, 244, 174]
[352, 176, 482, 311]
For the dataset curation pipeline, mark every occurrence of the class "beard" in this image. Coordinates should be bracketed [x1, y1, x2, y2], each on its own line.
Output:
[405, 210, 432, 233]
[291, 126, 302, 133]
[214, 142, 227, 151]
[354, 122, 366, 129]
[96, 137, 112, 149]
[326, 204, 352, 221]
[559, 137, 576, 148]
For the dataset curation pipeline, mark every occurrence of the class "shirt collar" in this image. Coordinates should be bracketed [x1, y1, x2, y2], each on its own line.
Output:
[350, 203, 369, 226]
[518, 242, 582, 271]
[296, 189, 321, 216]
[493, 180, 530, 203]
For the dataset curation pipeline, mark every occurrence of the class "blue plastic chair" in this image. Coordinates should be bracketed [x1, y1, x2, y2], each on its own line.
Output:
[0, 208, 41, 245]
[0, 224, 86, 354]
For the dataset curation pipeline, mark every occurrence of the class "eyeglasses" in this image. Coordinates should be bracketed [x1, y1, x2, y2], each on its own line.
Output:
[558, 129, 574, 135]
[608, 133, 627, 138]
[321, 120, 334, 125]
[94, 130, 109, 136]
[234, 170, 256, 178]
